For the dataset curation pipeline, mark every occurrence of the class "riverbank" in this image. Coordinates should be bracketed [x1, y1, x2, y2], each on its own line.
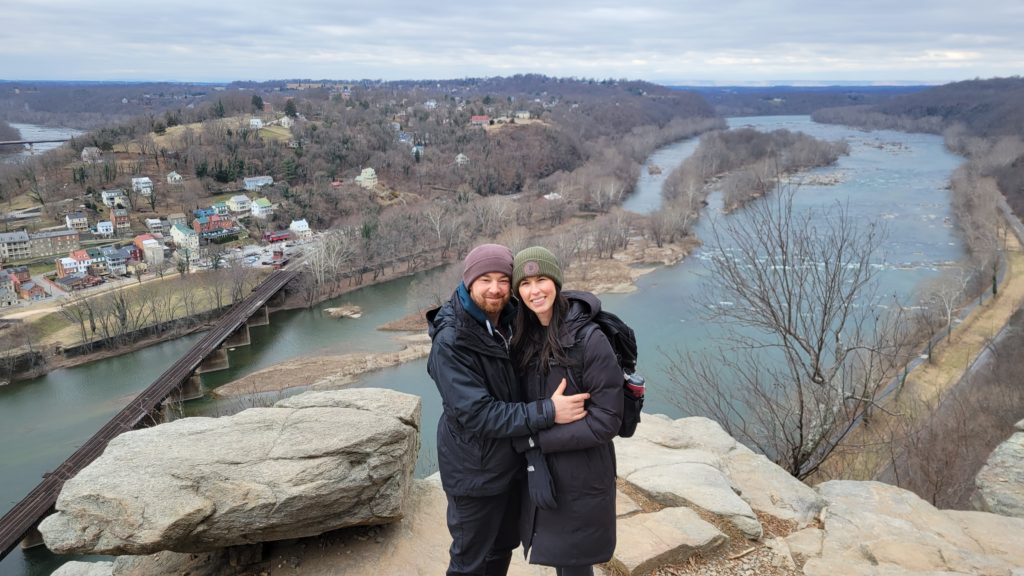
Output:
[212, 333, 432, 397]
[215, 235, 699, 397]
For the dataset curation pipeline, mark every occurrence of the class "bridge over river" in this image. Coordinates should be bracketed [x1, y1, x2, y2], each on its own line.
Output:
[0, 268, 300, 559]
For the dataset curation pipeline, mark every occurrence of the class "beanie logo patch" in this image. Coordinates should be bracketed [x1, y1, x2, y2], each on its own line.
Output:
[524, 261, 540, 276]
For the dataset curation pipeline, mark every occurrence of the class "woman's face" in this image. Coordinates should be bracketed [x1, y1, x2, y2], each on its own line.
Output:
[518, 275, 557, 326]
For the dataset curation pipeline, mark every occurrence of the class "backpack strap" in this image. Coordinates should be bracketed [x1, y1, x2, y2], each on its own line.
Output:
[565, 323, 599, 393]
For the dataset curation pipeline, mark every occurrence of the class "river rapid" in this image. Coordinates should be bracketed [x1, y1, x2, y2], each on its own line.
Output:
[0, 116, 965, 575]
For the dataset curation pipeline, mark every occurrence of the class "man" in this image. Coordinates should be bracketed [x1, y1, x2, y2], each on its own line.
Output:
[427, 243, 589, 576]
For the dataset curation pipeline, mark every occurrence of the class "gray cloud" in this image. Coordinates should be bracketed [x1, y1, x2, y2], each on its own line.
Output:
[2, 0, 1022, 83]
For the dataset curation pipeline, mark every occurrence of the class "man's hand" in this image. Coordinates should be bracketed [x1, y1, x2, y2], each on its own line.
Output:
[551, 378, 589, 424]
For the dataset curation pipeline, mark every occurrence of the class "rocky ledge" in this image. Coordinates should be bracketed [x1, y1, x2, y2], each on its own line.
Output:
[50, 399, 1024, 576]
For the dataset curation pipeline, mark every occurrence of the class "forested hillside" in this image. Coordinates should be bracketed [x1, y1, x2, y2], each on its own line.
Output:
[0, 77, 722, 295]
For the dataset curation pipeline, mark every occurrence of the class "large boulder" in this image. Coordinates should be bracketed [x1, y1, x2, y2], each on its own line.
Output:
[39, 388, 420, 555]
[973, 418, 1024, 518]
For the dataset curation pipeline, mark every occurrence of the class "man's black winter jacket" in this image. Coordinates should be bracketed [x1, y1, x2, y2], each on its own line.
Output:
[426, 286, 555, 497]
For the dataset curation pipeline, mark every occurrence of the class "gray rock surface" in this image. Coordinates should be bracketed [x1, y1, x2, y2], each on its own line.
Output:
[610, 506, 728, 575]
[724, 451, 825, 525]
[626, 461, 763, 539]
[973, 418, 1024, 518]
[50, 561, 114, 576]
[55, 410, 1024, 576]
[40, 388, 420, 555]
[803, 480, 1024, 576]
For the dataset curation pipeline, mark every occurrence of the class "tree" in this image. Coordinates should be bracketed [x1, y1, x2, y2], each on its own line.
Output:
[251, 94, 264, 113]
[284, 99, 298, 118]
[667, 185, 913, 479]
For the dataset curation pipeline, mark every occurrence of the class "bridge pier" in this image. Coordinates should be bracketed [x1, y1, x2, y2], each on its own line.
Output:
[225, 324, 251, 348]
[172, 374, 205, 402]
[197, 348, 229, 374]
[247, 305, 270, 327]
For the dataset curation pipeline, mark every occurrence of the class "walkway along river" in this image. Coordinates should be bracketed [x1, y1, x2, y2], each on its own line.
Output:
[0, 116, 966, 575]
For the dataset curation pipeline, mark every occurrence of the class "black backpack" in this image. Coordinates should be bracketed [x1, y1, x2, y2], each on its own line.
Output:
[567, 310, 645, 438]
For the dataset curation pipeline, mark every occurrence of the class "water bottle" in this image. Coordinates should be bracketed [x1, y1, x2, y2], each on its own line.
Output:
[625, 372, 645, 397]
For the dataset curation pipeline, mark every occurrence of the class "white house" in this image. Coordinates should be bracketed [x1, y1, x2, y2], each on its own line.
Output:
[166, 171, 183, 184]
[244, 176, 274, 192]
[279, 116, 295, 129]
[455, 153, 469, 167]
[227, 195, 252, 215]
[96, 221, 114, 236]
[101, 189, 126, 207]
[131, 177, 153, 196]
[0, 274, 17, 308]
[81, 146, 103, 164]
[249, 118, 264, 130]
[355, 168, 378, 189]
[141, 238, 165, 266]
[170, 223, 200, 253]
[145, 218, 163, 233]
[65, 211, 88, 231]
[288, 218, 312, 239]
[251, 197, 274, 219]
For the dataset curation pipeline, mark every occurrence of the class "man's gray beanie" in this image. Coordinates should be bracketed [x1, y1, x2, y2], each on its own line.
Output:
[463, 244, 514, 288]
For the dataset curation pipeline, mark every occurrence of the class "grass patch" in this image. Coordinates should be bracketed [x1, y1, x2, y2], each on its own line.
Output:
[259, 125, 291, 142]
[3, 193, 40, 211]
[31, 311, 71, 341]
[27, 261, 54, 275]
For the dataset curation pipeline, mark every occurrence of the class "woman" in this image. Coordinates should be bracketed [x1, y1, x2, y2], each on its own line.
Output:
[510, 246, 623, 576]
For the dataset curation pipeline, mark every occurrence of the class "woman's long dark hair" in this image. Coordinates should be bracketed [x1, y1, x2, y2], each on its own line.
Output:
[512, 286, 573, 375]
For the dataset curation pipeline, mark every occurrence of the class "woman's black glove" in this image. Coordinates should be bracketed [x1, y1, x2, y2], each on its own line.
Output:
[525, 448, 557, 510]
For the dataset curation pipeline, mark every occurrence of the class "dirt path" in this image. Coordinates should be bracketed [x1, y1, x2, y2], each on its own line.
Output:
[903, 233, 1024, 406]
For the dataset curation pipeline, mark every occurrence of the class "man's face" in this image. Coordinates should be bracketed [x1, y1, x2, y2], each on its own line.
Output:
[469, 272, 511, 319]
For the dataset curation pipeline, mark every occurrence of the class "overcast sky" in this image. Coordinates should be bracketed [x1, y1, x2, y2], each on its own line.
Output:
[3, 0, 1022, 85]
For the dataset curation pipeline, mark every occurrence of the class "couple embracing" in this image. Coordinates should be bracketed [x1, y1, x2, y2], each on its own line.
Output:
[427, 244, 623, 576]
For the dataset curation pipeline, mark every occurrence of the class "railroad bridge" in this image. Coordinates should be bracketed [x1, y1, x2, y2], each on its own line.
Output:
[0, 268, 300, 560]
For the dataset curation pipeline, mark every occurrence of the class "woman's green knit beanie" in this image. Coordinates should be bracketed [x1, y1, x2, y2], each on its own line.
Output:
[513, 246, 563, 289]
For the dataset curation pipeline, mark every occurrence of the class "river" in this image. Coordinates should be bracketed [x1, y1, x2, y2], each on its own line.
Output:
[1, 124, 84, 164]
[0, 116, 965, 575]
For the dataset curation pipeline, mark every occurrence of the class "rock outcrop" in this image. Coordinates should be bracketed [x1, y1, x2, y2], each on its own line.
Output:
[973, 418, 1024, 518]
[45, 411, 1024, 576]
[40, 388, 420, 555]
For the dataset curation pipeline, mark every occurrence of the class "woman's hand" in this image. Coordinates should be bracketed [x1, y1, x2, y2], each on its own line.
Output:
[551, 378, 589, 424]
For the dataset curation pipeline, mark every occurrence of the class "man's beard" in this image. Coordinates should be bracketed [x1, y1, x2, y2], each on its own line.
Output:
[473, 294, 508, 317]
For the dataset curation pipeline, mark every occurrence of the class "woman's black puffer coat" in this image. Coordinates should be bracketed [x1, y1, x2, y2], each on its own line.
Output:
[519, 290, 623, 567]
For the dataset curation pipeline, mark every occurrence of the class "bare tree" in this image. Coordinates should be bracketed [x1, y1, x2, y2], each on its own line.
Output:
[667, 185, 913, 479]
